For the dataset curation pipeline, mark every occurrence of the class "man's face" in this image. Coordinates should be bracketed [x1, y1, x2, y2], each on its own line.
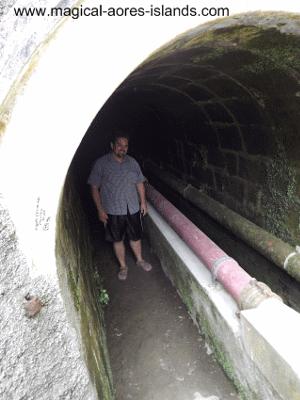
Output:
[112, 137, 129, 159]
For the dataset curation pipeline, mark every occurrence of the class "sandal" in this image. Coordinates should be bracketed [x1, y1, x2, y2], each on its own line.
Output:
[136, 260, 152, 272]
[118, 266, 128, 281]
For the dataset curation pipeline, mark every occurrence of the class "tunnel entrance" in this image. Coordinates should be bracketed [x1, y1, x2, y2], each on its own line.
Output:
[69, 13, 300, 311]
[57, 12, 300, 400]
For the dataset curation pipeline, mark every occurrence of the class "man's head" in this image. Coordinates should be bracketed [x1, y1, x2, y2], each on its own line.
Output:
[111, 133, 129, 160]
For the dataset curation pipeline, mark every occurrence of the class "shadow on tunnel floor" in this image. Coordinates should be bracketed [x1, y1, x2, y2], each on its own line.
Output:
[91, 225, 240, 400]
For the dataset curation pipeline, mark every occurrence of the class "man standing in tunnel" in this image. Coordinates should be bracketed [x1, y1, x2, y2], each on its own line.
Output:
[88, 133, 152, 280]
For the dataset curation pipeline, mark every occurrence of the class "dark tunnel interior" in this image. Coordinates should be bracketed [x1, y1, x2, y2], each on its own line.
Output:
[74, 25, 300, 233]
[65, 20, 300, 310]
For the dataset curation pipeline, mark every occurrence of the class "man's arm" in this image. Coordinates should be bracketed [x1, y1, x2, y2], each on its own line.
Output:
[136, 181, 147, 216]
[90, 185, 108, 224]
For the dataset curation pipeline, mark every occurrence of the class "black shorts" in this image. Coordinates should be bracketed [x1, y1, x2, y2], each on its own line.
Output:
[105, 211, 143, 242]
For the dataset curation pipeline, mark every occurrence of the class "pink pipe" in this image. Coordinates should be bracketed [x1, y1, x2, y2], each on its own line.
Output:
[146, 184, 252, 303]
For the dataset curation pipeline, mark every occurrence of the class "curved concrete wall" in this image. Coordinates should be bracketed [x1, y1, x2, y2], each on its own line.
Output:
[0, 0, 299, 398]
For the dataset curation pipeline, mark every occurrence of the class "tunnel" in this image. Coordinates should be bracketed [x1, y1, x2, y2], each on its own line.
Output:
[1, 6, 300, 400]
[61, 12, 300, 399]
[72, 14, 300, 305]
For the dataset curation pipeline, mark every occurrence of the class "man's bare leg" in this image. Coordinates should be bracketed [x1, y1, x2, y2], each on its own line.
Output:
[130, 240, 152, 271]
[113, 241, 128, 280]
[129, 239, 143, 262]
[113, 241, 126, 268]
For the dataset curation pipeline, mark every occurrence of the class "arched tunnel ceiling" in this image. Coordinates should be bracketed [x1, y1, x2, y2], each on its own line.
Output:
[74, 13, 300, 245]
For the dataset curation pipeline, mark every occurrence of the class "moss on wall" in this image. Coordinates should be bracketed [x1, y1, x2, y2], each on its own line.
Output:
[56, 172, 114, 400]
[263, 143, 297, 242]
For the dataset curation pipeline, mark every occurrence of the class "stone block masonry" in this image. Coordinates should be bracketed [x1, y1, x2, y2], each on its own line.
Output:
[122, 14, 300, 245]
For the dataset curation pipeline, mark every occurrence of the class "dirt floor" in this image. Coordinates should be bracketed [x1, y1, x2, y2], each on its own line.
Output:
[94, 232, 240, 400]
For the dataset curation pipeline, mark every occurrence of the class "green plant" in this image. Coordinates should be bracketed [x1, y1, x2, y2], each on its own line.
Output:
[98, 289, 109, 306]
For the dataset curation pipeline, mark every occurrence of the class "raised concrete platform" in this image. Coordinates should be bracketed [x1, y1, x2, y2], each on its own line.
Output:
[146, 203, 300, 400]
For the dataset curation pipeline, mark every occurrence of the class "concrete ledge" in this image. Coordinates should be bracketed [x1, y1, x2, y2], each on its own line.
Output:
[241, 299, 300, 400]
[146, 204, 300, 400]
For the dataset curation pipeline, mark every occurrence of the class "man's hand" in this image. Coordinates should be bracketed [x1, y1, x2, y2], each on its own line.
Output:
[137, 182, 147, 216]
[140, 201, 148, 216]
[98, 209, 108, 225]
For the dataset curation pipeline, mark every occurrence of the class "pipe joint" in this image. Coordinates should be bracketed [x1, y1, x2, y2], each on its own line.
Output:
[211, 256, 233, 281]
[238, 279, 282, 311]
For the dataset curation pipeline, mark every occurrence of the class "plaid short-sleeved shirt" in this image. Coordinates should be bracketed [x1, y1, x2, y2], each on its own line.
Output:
[87, 153, 145, 215]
